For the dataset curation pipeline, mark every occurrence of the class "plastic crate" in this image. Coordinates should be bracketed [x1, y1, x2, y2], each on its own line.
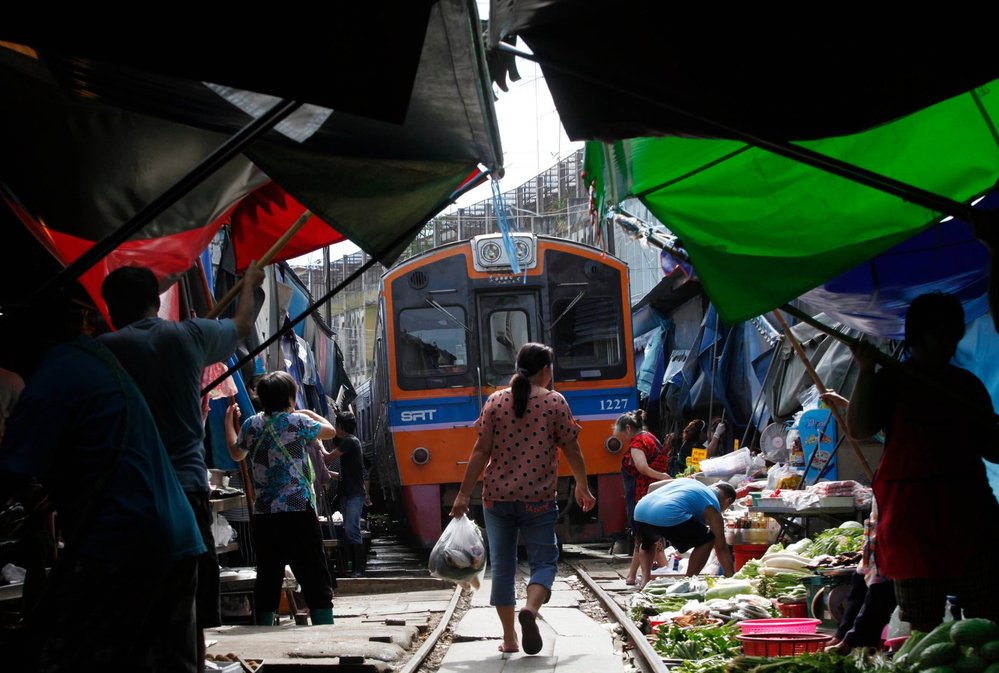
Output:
[737, 633, 832, 656]
[738, 618, 821, 634]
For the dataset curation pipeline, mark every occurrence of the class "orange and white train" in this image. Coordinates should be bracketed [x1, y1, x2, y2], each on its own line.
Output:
[356, 233, 637, 548]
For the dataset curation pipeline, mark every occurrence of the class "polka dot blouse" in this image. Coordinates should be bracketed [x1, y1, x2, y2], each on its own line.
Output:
[477, 388, 580, 502]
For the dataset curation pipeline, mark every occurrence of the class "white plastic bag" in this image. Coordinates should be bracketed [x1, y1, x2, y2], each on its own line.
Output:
[428, 514, 487, 591]
[700, 447, 751, 477]
[211, 514, 234, 547]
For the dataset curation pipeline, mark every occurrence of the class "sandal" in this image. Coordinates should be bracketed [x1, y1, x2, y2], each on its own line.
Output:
[518, 609, 543, 655]
[498, 643, 519, 653]
[624, 578, 638, 586]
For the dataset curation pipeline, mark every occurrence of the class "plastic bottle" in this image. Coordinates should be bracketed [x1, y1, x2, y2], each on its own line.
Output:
[943, 595, 960, 623]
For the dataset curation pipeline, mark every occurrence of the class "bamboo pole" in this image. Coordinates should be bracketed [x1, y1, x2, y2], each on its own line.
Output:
[772, 309, 875, 480]
[205, 209, 313, 319]
[780, 303, 999, 424]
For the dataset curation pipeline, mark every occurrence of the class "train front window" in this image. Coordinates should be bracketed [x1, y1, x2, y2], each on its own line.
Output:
[488, 309, 529, 368]
[397, 307, 468, 378]
[478, 292, 539, 386]
[551, 295, 622, 370]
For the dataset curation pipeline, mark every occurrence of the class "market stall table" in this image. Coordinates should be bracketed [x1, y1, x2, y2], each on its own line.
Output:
[749, 498, 869, 542]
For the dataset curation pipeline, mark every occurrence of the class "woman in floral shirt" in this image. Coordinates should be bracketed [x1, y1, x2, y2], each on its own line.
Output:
[451, 343, 596, 656]
[227, 371, 336, 626]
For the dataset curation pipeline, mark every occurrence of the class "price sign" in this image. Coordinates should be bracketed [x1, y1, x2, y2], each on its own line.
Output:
[687, 448, 708, 470]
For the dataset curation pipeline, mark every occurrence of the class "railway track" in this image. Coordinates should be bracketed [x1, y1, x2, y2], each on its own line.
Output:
[392, 544, 667, 673]
[210, 532, 662, 672]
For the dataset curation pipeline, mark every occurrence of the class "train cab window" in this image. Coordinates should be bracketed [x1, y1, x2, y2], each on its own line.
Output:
[487, 309, 529, 374]
[551, 295, 623, 372]
[478, 293, 539, 386]
[397, 307, 469, 379]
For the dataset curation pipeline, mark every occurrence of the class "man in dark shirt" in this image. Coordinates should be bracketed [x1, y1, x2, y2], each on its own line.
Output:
[325, 410, 366, 576]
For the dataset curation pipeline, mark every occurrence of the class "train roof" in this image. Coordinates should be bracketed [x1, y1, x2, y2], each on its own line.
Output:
[384, 233, 626, 279]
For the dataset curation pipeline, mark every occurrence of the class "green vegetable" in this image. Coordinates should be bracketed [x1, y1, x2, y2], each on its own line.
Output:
[896, 630, 928, 658]
[921, 642, 961, 668]
[705, 579, 753, 600]
[839, 520, 864, 530]
[909, 622, 959, 661]
[952, 620, 999, 648]
[981, 641, 999, 663]
[922, 667, 956, 673]
[806, 526, 864, 556]
[720, 650, 895, 673]
[955, 654, 988, 673]
[654, 621, 742, 660]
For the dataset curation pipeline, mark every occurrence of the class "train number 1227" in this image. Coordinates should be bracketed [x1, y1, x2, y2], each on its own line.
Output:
[599, 398, 630, 411]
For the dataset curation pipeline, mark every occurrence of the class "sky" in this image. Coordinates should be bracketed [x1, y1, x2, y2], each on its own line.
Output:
[296, 12, 581, 265]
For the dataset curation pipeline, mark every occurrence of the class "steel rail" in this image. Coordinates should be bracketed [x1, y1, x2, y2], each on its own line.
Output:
[567, 559, 668, 673]
[396, 584, 464, 673]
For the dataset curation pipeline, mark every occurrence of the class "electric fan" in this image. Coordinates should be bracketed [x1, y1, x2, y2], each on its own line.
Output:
[759, 422, 790, 463]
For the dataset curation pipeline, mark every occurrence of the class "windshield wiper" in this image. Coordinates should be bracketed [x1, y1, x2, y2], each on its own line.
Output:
[425, 297, 471, 332]
[548, 290, 587, 330]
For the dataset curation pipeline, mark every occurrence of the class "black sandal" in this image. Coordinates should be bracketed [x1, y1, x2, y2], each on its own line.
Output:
[518, 609, 543, 655]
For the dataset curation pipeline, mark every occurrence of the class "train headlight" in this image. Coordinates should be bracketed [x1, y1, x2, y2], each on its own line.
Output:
[411, 447, 431, 465]
[605, 436, 623, 454]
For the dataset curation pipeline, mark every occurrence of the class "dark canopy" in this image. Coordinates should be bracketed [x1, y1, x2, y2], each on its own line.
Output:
[488, 2, 999, 142]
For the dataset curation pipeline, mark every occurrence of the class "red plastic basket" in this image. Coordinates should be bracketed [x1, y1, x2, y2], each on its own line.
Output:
[738, 618, 821, 635]
[738, 633, 832, 656]
[777, 601, 809, 619]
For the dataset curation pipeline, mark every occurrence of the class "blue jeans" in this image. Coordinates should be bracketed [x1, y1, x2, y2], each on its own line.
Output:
[341, 494, 365, 544]
[483, 500, 559, 607]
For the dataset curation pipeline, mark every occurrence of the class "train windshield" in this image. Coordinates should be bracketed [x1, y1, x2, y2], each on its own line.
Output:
[550, 295, 623, 372]
[478, 292, 540, 386]
[397, 307, 469, 377]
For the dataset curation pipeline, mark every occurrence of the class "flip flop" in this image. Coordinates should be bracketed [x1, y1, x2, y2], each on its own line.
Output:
[518, 609, 543, 655]
[624, 578, 638, 586]
[498, 644, 520, 653]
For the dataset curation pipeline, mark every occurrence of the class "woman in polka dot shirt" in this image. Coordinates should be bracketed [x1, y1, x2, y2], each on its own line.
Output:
[450, 343, 596, 655]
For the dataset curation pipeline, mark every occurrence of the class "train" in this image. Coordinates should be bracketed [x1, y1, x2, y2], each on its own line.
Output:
[356, 232, 637, 548]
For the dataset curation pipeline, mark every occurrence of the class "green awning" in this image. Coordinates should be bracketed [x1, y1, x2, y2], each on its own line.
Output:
[585, 81, 999, 323]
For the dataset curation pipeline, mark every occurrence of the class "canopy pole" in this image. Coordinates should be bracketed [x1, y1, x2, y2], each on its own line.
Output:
[32, 98, 303, 300]
[205, 209, 312, 319]
[780, 303, 999, 424]
[771, 309, 875, 480]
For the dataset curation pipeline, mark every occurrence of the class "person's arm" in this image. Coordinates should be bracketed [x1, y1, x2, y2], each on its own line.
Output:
[449, 434, 492, 518]
[561, 438, 596, 512]
[704, 507, 735, 577]
[969, 380, 999, 463]
[225, 402, 247, 462]
[704, 422, 726, 457]
[230, 260, 266, 340]
[846, 342, 882, 440]
[307, 440, 334, 484]
[630, 447, 670, 482]
[296, 408, 335, 440]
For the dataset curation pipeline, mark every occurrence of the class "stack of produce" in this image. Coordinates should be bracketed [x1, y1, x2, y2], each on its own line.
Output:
[755, 549, 812, 602]
[652, 620, 743, 661]
[895, 617, 999, 673]
[807, 521, 865, 556]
